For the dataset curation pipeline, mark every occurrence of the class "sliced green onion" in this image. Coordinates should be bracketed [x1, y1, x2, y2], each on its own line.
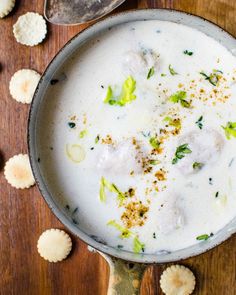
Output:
[66, 144, 85, 163]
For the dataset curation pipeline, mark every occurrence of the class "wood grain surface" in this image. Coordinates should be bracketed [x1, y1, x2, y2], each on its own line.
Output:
[1, 1, 236, 294]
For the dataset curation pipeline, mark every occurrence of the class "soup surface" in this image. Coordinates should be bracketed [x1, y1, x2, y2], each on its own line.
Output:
[37, 20, 236, 254]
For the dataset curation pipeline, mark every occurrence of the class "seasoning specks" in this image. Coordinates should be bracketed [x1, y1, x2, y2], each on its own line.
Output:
[121, 201, 149, 228]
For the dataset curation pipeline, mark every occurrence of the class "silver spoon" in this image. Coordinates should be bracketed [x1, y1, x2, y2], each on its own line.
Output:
[44, 0, 126, 25]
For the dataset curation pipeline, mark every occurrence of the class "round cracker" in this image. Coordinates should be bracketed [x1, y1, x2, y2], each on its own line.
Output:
[0, 0, 15, 18]
[4, 154, 35, 189]
[37, 229, 72, 262]
[9, 69, 41, 104]
[160, 264, 196, 295]
[13, 12, 47, 46]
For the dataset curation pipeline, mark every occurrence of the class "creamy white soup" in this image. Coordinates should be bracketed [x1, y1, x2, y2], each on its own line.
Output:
[37, 20, 236, 254]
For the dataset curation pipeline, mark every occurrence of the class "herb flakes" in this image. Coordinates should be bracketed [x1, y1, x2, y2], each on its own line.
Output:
[222, 121, 236, 139]
[200, 70, 223, 86]
[172, 143, 192, 164]
[149, 137, 160, 149]
[195, 116, 203, 129]
[169, 64, 178, 75]
[164, 116, 181, 130]
[149, 159, 160, 165]
[79, 129, 88, 138]
[95, 135, 100, 144]
[193, 162, 204, 170]
[147, 66, 155, 79]
[68, 122, 76, 129]
[169, 91, 191, 108]
[183, 50, 193, 56]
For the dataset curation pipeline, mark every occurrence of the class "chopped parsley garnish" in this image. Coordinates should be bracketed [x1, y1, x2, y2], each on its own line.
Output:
[193, 162, 204, 170]
[147, 66, 155, 79]
[149, 137, 160, 149]
[192, 162, 202, 170]
[172, 143, 192, 164]
[99, 177, 125, 205]
[161, 73, 166, 77]
[164, 116, 181, 130]
[183, 50, 193, 56]
[107, 220, 145, 253]
[104, 76, 136, 106]
[169, 64, 178, 75]
[196, 233, 213, 241]
[169, 91, 191, 108]
[195, 116, 203, 129]
[68, 122, 76, 128]
[222, 122, 236, 139]
[215, 191, 219, 198]
[149, 159, 160, 165]
[200, 70, 223, 86]
[79, 130, 87, 138]
[95, 135, 100, 143]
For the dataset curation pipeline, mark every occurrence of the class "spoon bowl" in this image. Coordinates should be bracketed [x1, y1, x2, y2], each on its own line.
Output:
[44, 0, 126, 25]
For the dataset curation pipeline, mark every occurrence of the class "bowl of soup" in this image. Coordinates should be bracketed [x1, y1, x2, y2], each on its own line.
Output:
[28, 9, 236, 294]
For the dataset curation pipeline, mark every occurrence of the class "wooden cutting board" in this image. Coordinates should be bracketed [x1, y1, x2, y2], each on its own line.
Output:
[1, 0, 236, 294]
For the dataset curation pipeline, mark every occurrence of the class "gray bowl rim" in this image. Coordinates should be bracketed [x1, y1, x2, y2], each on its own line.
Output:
[28, 8, 236, 264]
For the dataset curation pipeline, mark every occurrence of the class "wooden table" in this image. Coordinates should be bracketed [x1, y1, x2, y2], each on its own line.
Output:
[1, 0, 236, 294]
